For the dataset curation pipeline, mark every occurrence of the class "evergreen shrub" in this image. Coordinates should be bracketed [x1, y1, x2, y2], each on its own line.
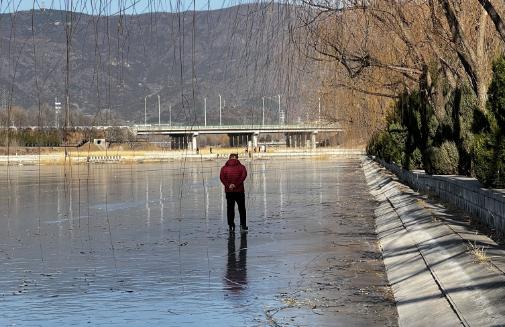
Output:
[425, 141, 459, 175]
[473, 57, 505, 187]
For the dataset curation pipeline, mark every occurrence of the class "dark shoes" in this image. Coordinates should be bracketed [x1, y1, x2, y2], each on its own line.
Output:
[229, 225, 248, 233]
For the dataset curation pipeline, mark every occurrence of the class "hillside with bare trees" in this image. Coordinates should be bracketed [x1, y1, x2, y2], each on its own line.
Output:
[0, 3, 315, 127]
[292, 0, 505, 185]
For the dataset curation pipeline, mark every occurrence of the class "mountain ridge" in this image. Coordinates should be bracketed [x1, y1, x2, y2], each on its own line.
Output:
[0, 3, 316, 127]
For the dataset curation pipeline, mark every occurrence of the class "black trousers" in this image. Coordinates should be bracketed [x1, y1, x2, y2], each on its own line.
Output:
[226, 192, 246, 227]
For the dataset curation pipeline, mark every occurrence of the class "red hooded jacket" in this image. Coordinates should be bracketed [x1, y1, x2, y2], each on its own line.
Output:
[220, 159, 247, 193]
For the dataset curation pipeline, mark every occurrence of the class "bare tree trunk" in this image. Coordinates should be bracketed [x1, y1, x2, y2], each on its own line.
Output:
[439, 0, 488, 110]
[476, 0, 505, 43]
[476, 7, 489, 109]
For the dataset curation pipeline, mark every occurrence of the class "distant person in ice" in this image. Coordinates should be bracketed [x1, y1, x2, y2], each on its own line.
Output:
[220, 153, 248, 232]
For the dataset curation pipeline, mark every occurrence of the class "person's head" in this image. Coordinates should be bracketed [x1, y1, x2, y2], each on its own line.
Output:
[229, 153, 238, 159]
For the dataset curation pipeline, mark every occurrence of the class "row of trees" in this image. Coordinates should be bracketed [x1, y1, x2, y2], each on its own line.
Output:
[297, 0, 504, 107]
[0, 130, 62, 147]
[367, 58, 505, 187]
[294, 0, 505, 187]
[0, 127, 136, 148]
[0, 104, 121, 127]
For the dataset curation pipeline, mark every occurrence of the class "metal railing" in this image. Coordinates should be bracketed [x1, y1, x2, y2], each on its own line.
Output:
[133, 123, 342, 131]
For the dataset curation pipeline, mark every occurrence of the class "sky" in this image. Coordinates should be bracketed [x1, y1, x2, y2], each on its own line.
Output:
[1, 0, 255, 14]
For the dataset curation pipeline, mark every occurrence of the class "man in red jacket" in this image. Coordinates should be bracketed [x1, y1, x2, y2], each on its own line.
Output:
[220, 153, 248, 232]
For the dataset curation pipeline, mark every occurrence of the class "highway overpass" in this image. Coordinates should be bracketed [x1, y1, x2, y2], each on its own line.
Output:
[132, 123, 342, 149]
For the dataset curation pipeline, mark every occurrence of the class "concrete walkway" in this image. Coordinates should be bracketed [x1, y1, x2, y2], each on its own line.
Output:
[363, 159, 505, 327]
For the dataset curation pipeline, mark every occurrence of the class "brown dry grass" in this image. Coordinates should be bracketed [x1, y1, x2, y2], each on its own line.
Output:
[467, 239, 490, 264]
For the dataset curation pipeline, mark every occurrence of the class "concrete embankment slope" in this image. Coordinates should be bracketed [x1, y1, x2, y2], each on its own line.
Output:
[363, 158, 505, 327]
[375, 158, 505, 238]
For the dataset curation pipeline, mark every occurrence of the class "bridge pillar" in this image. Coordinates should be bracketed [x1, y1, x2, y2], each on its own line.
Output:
[311, 131, 318, 149]
[252, 132, 259, 149]
[285, 133, 304, 148]
[169, 135, 177, 150]
[170, 134, 191, 150]
[229, 133, 251, 148]
[192, 133, 199, 151]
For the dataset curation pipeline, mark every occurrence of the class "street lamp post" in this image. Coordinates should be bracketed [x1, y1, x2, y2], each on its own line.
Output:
[278, 94, 280, 124]
[262, 96, 265, 126]
[204, 97, 207, 126]
[144, 96, 147, 125]
[158, 95, 161, 126]
[277, 94, 285, 125]
[219, 94, 222, 126]
[318, 97, 321, 123]
[169, 104, 172, 126]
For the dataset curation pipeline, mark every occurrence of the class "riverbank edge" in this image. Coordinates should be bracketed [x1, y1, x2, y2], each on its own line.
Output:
[363, 157, 505, 326]
[373, 157, 505, 239]
[0, 148, 365, 165]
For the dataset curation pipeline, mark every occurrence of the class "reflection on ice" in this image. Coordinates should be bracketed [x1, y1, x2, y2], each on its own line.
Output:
[224, 233, 247, 294]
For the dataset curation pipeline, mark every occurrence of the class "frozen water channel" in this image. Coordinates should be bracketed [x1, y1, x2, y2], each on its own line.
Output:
[0, 158, 397, 326]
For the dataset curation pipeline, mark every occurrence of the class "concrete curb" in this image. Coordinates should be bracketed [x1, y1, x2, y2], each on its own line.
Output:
[363, 158, 505, 327]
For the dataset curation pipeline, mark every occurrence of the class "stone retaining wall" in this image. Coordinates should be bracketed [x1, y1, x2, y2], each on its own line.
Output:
[375, 157, 505, 237]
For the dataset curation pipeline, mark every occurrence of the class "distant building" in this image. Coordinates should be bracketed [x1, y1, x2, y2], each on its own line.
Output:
[93, 138, 109, 150]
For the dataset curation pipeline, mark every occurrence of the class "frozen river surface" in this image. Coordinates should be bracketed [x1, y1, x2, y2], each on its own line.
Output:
[0, 158, 397, 326]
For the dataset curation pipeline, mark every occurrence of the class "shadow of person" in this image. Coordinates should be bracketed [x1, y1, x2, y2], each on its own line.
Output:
[224, 232, 248, 294]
